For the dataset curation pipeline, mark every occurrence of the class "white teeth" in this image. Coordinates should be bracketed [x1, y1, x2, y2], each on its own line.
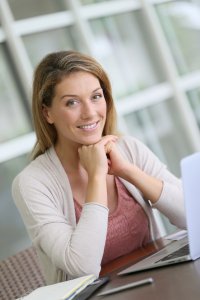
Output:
[79, 122, 97, 129]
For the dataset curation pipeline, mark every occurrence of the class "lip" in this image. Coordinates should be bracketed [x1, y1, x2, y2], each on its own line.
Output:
[77, 121, 99, 131]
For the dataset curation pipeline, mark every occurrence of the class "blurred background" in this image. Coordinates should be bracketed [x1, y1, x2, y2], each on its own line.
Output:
[1, 0, 200, 261]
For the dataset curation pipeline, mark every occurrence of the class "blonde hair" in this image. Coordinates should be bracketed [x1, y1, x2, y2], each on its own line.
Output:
[31, 50, 118, 159]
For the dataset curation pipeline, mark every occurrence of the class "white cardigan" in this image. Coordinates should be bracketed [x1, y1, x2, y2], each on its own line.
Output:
[12, 136, 186, 284]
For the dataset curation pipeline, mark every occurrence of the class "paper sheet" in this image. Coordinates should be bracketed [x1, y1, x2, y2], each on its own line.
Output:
[16, 274, 96, 300]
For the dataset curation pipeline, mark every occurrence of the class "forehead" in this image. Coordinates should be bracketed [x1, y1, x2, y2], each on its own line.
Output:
[55, 71, 101, 94]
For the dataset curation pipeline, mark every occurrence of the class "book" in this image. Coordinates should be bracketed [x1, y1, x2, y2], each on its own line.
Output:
[16, 274, 97, 300]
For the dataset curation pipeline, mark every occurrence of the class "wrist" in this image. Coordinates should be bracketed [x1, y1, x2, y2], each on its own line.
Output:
[117, 162, 135, 180]
[86, 175, 107, 206]
[88, 172, 107, 182]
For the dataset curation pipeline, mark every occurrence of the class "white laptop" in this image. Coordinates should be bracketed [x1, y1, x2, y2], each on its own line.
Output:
[118, 152, 200, 276]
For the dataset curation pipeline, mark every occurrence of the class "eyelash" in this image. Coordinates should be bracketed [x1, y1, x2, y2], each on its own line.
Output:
[93, 93, 103, 100]
[66, 99, 78, 107]
[65, 93, 103, 107]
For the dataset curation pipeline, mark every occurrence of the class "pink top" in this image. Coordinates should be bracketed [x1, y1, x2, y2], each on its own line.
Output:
[74, 177, 150, 265]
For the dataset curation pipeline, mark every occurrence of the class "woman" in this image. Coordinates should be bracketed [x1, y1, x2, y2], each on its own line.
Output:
[12, 50, 186, 284]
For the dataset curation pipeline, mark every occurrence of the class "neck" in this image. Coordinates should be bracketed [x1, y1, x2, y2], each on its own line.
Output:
[55, 140, 82, 173]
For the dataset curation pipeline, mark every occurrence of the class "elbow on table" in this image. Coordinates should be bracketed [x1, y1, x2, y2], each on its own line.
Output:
[65, 258, 101, 280]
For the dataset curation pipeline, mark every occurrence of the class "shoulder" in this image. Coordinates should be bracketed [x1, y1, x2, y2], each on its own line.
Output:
[12, 147, 62, 195]
[13, 149, 49, 179]
[117, 135, 146, 149]
[116, 135, 151, 161]
[116, 135, 164, 170]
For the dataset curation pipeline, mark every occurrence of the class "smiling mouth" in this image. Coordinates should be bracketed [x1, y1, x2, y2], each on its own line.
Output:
[77, 121, 99, 130]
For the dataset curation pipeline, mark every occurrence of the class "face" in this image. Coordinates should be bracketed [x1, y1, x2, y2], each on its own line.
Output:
[43, 71, 107, 147]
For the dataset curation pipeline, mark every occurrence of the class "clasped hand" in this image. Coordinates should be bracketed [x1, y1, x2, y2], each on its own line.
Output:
[78, 135, 129, 179]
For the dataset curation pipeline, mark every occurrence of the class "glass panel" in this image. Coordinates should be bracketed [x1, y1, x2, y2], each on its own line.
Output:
[124, 98, 193, 176]
[0, 44, 31, 143]
[7, 0, 68, 20]
[22, 26, 88, 67]
[156, 1, 200, 75]
[187, 87, 200, 127]
[90, 11, 167, 99]
[0, 154, 31, 261]
[81, 0, 118, 3]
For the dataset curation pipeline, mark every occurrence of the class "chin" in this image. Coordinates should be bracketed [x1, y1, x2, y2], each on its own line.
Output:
[80, 136, 102, 146]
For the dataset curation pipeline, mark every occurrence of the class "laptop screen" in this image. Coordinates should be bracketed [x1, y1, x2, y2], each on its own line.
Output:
[181, 152, 200, 260]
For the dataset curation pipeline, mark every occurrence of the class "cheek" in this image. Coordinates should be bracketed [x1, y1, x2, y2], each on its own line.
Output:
[54, 107, 72, 119]
[58, 110, 78, 128]
[100, 101, 107, 116]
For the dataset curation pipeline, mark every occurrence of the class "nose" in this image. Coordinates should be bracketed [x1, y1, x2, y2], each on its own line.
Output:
[80, 100, 95, 119]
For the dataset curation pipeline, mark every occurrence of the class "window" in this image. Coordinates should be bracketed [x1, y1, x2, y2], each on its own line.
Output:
[124, 98, 193, 176]
[90, 10, 166, 99]
[81, 0, 119, 4]
[0, 43, 31, 143]
[156, 1, 200, 75]
[0, 155, 31, 261]
[187, 88, 200, 127]
[23, 27, 88, 67]
[7, 0, 68, 19]
[1, 0, 200, 259]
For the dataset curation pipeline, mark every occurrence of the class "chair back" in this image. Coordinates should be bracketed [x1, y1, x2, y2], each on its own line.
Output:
[0, 246, 45, 300]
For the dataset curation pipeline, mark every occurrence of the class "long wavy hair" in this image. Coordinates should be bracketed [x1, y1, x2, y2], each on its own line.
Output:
[31, 50, 118, 159]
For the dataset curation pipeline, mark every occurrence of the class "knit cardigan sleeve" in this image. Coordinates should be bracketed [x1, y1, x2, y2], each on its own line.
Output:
[12, 153, 109, 283]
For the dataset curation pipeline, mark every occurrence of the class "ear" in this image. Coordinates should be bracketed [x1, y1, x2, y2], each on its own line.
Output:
[42, 104, 54, 124]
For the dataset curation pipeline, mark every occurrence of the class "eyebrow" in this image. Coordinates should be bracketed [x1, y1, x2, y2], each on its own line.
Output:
[60, 87, 103, 100]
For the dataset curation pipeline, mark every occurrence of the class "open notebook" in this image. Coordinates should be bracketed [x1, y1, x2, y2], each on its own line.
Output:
[118, 152, 200, 275]
[16, 274, 96, 300]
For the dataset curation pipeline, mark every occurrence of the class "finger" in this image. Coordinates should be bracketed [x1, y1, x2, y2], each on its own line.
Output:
[97, 135, 118, 146]
[105, 141, 114, 154]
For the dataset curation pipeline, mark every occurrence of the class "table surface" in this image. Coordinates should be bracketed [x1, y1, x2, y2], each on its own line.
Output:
[90, 237, 200, 300]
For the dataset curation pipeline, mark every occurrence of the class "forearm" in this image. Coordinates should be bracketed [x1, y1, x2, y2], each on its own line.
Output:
[37, 203, 109, 280]
[120, 163, 163, 204]
[66, 203, 109, 278]
[109, 136, 186, 228]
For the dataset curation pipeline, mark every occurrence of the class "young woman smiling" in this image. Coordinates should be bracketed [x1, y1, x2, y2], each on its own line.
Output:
[12, 51, 186, 285]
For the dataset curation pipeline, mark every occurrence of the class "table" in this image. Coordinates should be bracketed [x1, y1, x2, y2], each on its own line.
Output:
[90, 238, 200, 300]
